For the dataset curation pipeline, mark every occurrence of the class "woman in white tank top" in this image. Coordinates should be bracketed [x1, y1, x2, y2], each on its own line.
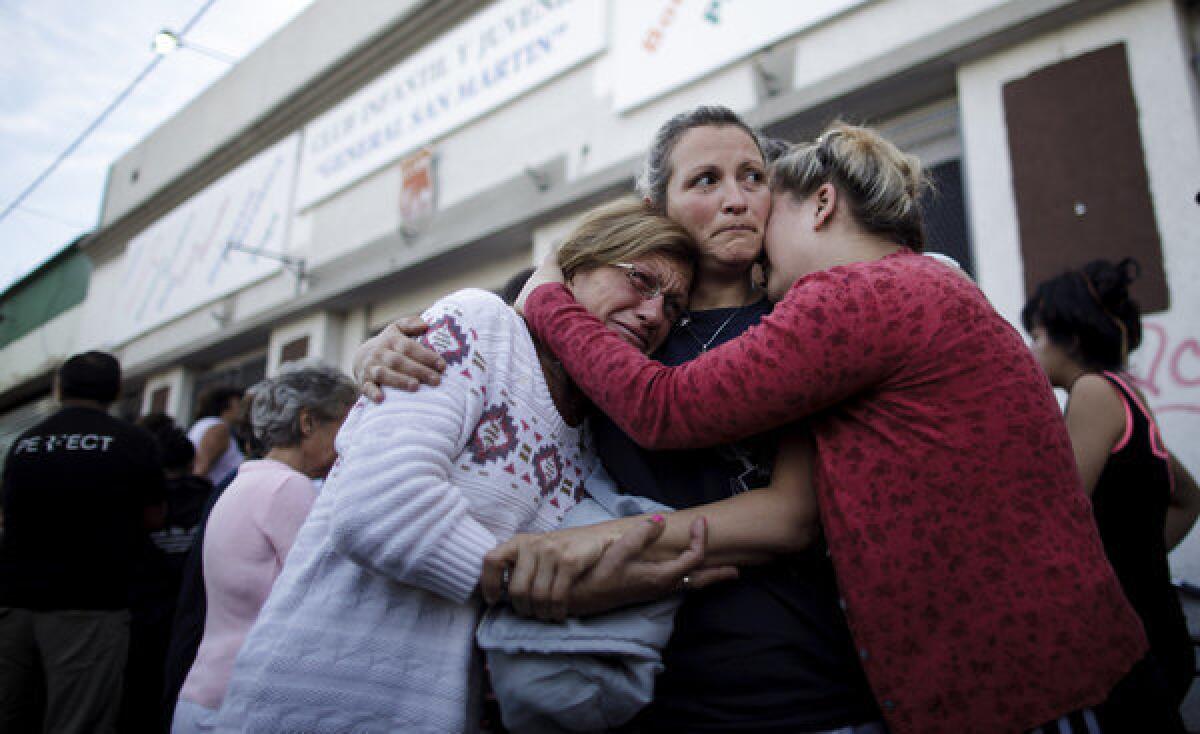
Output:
[188, 387, 245, 484]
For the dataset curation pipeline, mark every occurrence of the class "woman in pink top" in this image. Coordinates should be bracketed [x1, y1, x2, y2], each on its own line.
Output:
[173, 363, 357, 733]
[501, 123, 1175, 733]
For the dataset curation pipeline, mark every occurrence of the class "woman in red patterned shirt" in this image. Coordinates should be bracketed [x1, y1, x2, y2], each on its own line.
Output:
[509, 123, 1179, 733]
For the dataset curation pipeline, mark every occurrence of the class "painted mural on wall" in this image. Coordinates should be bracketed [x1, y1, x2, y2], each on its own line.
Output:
[1131, 320, 1200, 442]
[1131, 318, 1200, 580]
[111, 134, 301, 346]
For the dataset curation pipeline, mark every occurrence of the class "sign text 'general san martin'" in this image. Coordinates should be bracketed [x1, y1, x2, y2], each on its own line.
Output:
[297, 0, 605, 211]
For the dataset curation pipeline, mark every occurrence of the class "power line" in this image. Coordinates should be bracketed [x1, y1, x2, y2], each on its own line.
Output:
[0, 0, 223, 228]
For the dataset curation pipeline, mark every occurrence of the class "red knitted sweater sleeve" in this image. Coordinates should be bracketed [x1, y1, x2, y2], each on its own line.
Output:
[525, 264, 902, 450]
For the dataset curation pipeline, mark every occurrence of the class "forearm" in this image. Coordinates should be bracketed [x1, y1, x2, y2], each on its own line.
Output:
[567, 430, 819, 566]
[559, 485, 815, 569]
[1166, 452, 1200, 552]
[647, 488, 816, 565]
[1165, 508, 1195, 552]
[192, 451, 215, 477]
[524, 281, 883, 450]
[331, 461, 497, 603]
[330, 393, 497, 603]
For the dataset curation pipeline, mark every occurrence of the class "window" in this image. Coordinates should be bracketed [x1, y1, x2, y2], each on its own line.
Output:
[1003, 43, 1168, 312]
[280, 335, 310, 365]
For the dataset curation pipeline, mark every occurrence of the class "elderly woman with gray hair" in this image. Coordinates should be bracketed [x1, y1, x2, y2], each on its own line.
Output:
[172, 362, 357, 733]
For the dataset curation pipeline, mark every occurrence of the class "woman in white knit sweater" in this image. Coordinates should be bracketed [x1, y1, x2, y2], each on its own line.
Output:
[210, 199, 701, 733]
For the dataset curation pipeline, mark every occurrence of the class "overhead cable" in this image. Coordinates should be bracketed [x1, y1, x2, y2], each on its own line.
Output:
[0, 0, 223, 228]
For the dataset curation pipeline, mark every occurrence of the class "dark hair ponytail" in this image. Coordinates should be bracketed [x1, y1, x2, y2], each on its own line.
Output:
[1021, 257, 1142, 371]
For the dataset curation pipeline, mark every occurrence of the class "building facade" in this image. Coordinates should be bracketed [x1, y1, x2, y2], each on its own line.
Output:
[2, 0, 1198, 574]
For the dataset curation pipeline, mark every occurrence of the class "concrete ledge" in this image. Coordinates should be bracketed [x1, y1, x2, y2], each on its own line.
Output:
[110, 150, 634, 381]
[91, 0, 480, 258]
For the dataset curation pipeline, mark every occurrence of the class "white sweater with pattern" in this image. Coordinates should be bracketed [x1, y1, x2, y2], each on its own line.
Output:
[213, 289, 594, 733]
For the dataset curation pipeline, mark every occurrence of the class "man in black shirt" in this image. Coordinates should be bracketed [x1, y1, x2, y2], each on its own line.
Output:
[0, 351, 165, 733]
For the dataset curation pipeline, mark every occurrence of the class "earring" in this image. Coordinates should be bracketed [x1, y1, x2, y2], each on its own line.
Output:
[751, 263, 767, 290]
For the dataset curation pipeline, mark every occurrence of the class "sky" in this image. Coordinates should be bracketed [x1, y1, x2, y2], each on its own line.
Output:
[0, 0, 315, 295]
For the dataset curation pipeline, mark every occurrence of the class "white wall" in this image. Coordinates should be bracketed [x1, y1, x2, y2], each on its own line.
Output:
[0, 306, 82, 392]
[140, 0, 1106, 352]
[368, 246, 533, 330]
[80, 0, 1120, 383]
[791, 0, 1071, 92]
[141, 367, 193, 419]
[267, 311, 344, 376]
[292, 51, 760, 277]
[336, 306, 370, 378]
[533, 210, 589, 265]
[101, 0, 434, 227]
[958, 0, 1200, 576]
[79, 241, 295, 369]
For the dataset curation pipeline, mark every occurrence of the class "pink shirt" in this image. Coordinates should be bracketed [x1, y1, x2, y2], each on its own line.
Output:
[178, 459, 317, 710]
[525, 251, 1146, 734]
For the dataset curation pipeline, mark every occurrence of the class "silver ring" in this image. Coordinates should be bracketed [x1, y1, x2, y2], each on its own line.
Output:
[500, 566, 512, 602]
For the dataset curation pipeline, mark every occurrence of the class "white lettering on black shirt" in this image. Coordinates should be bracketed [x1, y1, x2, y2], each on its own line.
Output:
[13, 434, 116, 454]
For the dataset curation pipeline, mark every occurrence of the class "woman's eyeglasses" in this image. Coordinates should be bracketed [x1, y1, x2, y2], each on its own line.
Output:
[612, 263, 686, 322]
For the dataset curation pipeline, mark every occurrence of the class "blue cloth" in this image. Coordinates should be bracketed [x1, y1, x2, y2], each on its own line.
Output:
[475, 464, 678, 733]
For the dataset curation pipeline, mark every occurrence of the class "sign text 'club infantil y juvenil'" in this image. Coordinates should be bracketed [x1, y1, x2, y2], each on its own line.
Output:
[296, 0, 606, 211]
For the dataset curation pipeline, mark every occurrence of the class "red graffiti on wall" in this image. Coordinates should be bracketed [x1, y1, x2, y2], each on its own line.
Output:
[1127, 323, 1200, 414]
[641, 0, 684, 53]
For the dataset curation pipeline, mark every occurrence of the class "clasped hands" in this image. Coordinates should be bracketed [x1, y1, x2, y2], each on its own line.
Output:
[478, 515, 738, 622]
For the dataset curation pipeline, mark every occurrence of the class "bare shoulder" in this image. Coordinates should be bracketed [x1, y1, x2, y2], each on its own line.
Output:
[1067, 374, 1126, 428]
[201, 421, 231, 443]
[1072, 373, 1123, 404]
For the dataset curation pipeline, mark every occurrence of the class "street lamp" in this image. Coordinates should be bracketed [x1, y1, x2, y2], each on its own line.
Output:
[151, 29, 236, 64]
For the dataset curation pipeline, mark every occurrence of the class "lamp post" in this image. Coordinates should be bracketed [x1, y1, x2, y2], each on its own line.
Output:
[151, 29, 236, 64]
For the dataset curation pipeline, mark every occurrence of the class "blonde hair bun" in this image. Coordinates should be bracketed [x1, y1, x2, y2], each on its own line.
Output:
[772, 121, 930, 250]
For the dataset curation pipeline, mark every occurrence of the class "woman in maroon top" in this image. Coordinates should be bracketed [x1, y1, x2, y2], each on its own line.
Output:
[505, 123, 1174, 733]
[1023, 258, 1200, 708]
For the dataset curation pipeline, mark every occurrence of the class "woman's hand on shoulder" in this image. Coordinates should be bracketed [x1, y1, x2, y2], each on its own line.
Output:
[353, 317, 446, 402]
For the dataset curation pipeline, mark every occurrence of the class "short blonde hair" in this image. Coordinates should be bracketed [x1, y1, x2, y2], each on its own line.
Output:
[771, 121, 929, 251]
[556, 197, 695, 279]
